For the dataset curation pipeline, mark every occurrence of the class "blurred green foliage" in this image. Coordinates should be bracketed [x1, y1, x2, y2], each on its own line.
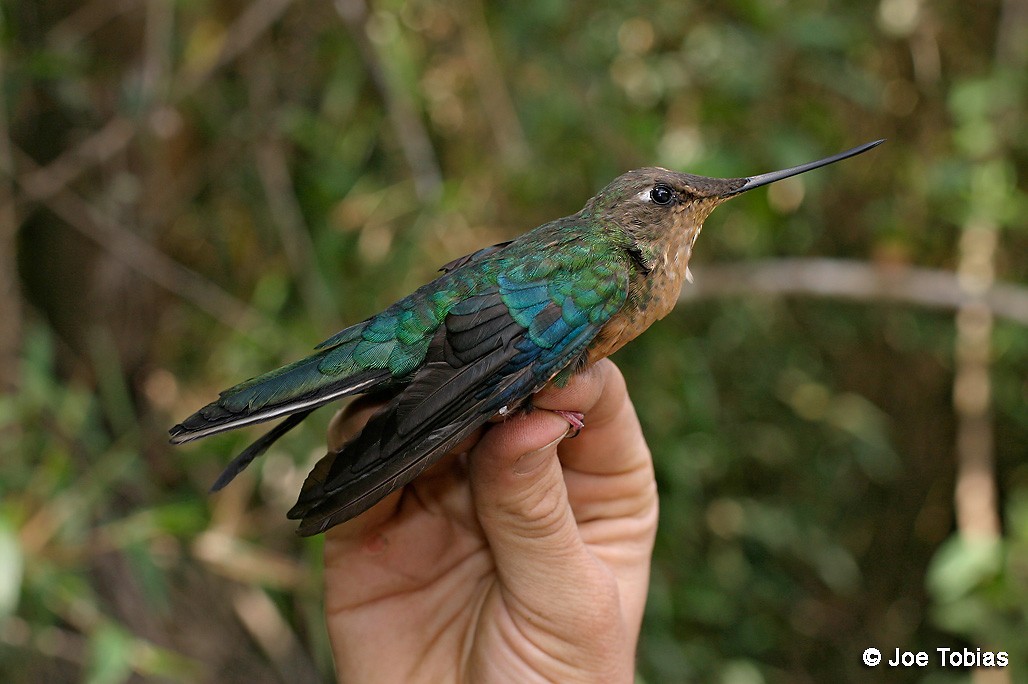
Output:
[2, 0, 1026, 681]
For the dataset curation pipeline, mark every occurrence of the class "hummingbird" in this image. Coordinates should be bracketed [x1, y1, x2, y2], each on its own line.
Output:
[170, 139, 883, 535]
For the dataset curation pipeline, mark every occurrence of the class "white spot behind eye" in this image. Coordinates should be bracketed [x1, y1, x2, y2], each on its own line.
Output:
[635, 189, 653, 203]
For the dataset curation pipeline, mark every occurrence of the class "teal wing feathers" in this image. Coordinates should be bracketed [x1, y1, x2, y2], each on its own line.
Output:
[169, 305, 427, 444]
[168, 276, 467, 490]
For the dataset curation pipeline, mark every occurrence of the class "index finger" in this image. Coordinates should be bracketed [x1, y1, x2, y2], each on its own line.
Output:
[530, 359, 651, 477]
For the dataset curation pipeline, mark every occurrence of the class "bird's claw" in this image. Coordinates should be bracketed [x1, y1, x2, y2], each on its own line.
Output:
[554, 410, 585, 438]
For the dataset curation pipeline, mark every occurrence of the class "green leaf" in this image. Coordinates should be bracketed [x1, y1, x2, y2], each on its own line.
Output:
[86, 624, 134, 684]
[927, 536, 1002, 603]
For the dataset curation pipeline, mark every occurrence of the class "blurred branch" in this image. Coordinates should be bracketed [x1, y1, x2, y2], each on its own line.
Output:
[0, 28, 22, 392]
[13, 147, 263, 330]
[0, 616, 87, 666]
[244, 52, 334, 319]
[20, 0, 295, 204]
[232, 587, 320, 683]
[335, 0, 443, 201]
[459, 0, 530, 168]
[176, 0, 295, 95]
[192, 530, 306, 589]
[996, 0, 1028, 66]
[254, 138, 336, 317]
[18, 116, 137, 204]
[952, 222, 1000, 540]
[683, 258, 1028, 327]
[46, 0, 137, 50]
[140, 0, 174, 108]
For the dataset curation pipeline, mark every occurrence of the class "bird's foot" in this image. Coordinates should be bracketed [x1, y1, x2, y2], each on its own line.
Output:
[554, 410, 585, 437]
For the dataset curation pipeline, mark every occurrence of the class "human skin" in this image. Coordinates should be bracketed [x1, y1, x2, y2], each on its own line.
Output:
[321, 359, 658, 683]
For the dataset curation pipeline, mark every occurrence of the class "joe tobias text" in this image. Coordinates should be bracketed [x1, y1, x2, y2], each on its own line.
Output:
[888, 647, 1008, 668]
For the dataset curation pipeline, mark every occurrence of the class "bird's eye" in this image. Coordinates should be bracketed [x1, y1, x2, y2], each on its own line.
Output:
[650, 184, 674, 206]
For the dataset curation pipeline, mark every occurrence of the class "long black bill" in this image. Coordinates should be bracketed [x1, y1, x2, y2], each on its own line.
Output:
[723, 139, 885, 197]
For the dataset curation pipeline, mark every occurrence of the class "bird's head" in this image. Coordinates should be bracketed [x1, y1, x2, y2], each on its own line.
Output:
[584, 140, 884, 271]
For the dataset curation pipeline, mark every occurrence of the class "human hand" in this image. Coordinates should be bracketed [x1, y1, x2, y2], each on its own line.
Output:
[322, 359, 658, 683]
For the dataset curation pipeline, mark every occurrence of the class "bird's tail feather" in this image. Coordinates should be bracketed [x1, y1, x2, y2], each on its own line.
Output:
[208, 409, 315, 491]
[169, 351, 390, 444]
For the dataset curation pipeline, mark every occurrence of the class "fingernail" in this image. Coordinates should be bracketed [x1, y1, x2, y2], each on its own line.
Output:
[513, 426, 571, 475]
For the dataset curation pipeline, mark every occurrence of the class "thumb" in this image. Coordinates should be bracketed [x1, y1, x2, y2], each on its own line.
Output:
[467, 410, 602, 604]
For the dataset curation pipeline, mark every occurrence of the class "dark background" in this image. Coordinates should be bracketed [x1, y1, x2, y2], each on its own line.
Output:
[1, 0, 1026, 681]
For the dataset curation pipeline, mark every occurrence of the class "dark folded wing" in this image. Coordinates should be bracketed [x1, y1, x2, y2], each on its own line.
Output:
[289, 262, 629, 534]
